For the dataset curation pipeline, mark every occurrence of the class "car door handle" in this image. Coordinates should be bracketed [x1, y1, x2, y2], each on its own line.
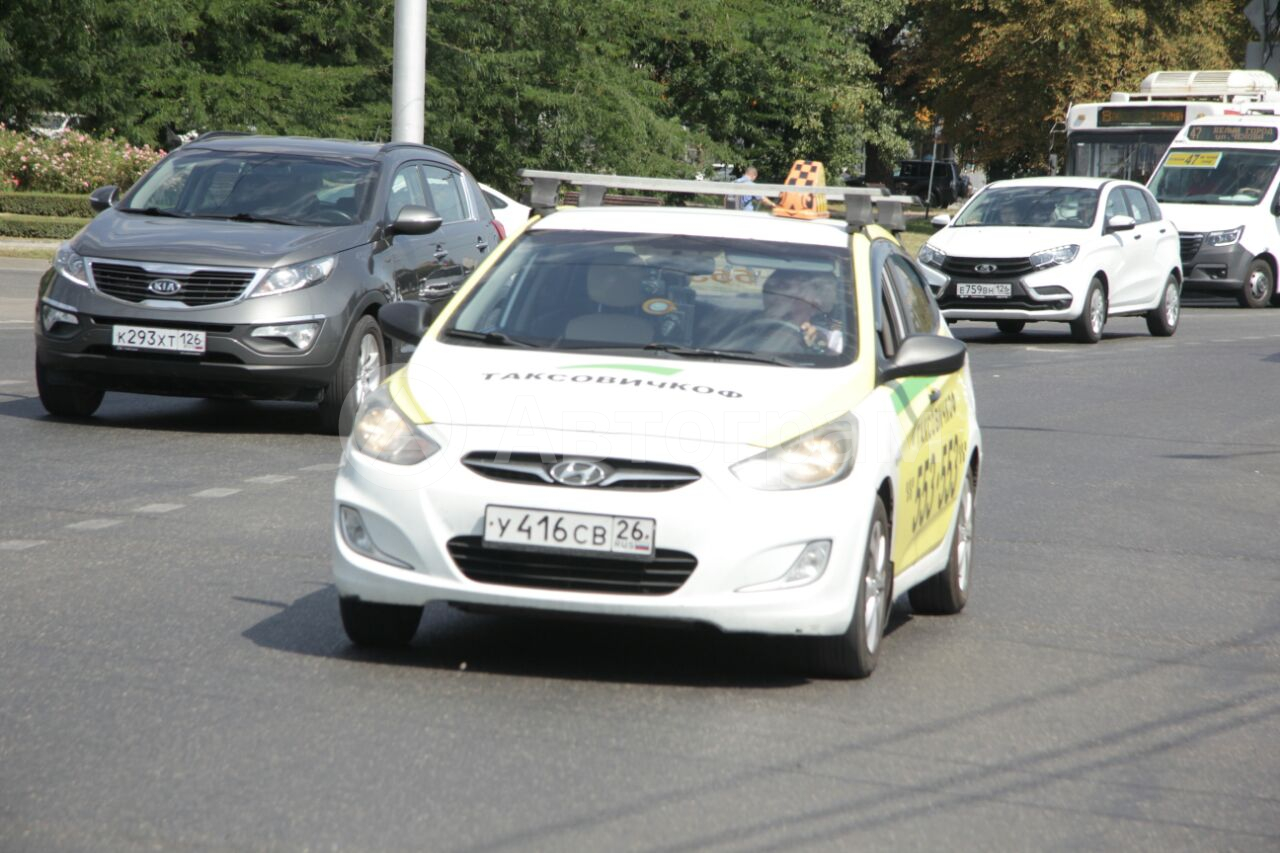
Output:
[1133, 234, 1142, 240]
[929, 387, 942, 404]
[476, 238, 490, 252]
[1159, 228, 1167, 234]
[433, 246, 449, 260]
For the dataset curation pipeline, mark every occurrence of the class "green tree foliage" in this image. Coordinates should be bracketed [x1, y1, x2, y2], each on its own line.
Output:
[896, 0, 1251, 174]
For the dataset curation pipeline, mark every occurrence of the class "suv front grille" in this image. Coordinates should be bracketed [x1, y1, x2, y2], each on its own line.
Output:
[1179, 232, 1204, 262]
[940, 256, 1034, 278]
[462, 452, 700, 490]
[447, 536, 697, 595]
[90, 262, 256, 306]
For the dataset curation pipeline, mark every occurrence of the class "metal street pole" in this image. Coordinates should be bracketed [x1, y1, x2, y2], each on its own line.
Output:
[392, 0, 427, 143]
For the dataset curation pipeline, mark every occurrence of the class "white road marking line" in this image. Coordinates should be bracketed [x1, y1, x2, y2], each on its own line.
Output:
[299, 463, 341, 472]
[1211, 339, 1235, 343]
[245, 474, 296, 484]
[1024, 346, 1071, 352]
[66, 518, 123, 531]
[0, 539, 47, 551]
[191, 487, 241, 499]
[0, 380, 26, 386]
[134, 503, 185, 514]
[1240, 336, 1265, 340]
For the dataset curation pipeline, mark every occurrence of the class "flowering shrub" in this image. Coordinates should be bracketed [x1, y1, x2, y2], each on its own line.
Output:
[0, 125, 165, 193]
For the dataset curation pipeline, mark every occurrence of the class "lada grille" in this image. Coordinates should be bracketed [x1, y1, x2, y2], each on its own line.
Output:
[462, 452, 700, 490]
[939, 256, 1034, 277]
[90, 262, 255, 306]
[448, 536, 697, 595]
[1179, 232, 1204, 262]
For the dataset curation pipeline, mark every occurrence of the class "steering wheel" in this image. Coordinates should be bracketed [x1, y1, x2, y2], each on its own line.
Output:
[717, 317, 806, 350]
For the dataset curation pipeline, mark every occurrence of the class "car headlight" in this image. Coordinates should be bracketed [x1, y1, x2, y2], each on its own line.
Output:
[1029, 244, 1080, 270]
[53, 244, 89, 287]
[350, 384, 440, 465]
[918, 243, 947, 269]
[731, 418, 856, 491]
[249, 256, 336, 298]
[1207, 226, 1243, 247]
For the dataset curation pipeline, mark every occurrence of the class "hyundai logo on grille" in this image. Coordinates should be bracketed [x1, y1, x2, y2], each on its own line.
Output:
[974, 263, 998, 274]
[549, 459, 609, 486]
[147, 278, 183, 295]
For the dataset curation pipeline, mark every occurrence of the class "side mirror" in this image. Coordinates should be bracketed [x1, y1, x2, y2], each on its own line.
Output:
[930, 213, 952, 230]
[389, 205, 443, 237]
[89, 185, 118, 213]
[380, 300, 439, 344]
[1106, 214, 1136, 233]
[880, 334, 967, 384]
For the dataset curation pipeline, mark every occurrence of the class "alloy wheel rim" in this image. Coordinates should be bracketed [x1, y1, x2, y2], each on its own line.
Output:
[355, 334, 381, 403]
[1165, 282, 1180, 327]
[863, 519, 888, 654]
[1249, 269, 1270, 301]
[956, 484, 973, 592]
[1090, 289, 1105, 334]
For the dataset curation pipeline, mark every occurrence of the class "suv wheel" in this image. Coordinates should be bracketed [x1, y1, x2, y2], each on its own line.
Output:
[319, 315, 384, 435]
[36, 357, 104, 417]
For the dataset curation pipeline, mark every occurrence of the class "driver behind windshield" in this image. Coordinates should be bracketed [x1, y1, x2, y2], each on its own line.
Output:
[761, 269, 845, 354]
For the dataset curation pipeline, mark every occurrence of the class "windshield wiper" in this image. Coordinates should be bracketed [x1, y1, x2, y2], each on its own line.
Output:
[119, 206, 191, 219]
[221, 212, 301, 226]
[442, 328, 539, 348]
[641, 342, 795, 366]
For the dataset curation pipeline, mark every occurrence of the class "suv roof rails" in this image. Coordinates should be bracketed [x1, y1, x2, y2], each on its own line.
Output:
[193, 130, 254, 142]
[516, 169, 918, 231]
[378, 141, 451, 157]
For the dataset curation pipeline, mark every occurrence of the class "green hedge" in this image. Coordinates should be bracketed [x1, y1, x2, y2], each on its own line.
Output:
[0, 192, 93, 218]
[0, 213, 89, 240]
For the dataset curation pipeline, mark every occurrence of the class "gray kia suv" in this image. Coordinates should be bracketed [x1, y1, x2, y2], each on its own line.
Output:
[34, 133, 500, 431]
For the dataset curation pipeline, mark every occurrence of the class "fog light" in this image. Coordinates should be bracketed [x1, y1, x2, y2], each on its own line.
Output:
[250, 322, 320, 350]
[338, 505, 411, 568]
[41, 304, 79, 333]
[738, 540, 832, 592]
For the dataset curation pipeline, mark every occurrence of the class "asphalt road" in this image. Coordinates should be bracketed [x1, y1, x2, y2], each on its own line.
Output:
[1, 259, 1277, 851]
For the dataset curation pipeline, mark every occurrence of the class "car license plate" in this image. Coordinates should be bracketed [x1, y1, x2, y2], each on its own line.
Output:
[956, 283, 1012, 298]
[484, 505, 656, 559]
[112, 325, 206, 354]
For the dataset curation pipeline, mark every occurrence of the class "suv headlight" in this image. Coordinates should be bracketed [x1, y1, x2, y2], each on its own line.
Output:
[53, 244, 89, 287]
[731, 418, 856, 490]
[1207, 226, 1243, 247]
[918, 243, 947, 269]
[1029, 244, 1080, 270]
[249, 256, 336, 298]
[350, 384, 440, 465]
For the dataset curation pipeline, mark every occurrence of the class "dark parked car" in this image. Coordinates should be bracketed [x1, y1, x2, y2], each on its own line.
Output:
[892, 160, 970, 207]
[34, 133, 500, 431]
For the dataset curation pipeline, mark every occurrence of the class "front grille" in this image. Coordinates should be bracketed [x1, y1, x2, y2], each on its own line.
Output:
[448, 536, 697, 595]
[939, 256, 1034, 278]
[1179, 232, 1204, 262]
[90, 262, 256, 306]
[462, 452, 700, 491]
[88, 315, 236, 333]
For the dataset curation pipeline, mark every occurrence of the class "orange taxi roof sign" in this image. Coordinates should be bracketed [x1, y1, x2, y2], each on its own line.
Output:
[772, 160, 829, 220]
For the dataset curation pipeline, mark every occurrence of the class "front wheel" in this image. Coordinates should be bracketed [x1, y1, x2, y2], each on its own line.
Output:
[339, 597, 423, 648]
[909, 471, 974, 615]
[1070, 279, 1107, 344]
[35, 357, 104, 417]
[1145, 274, 1181, 337]
[318, 315, 385, 435]
[1239, 258, 1274, 309]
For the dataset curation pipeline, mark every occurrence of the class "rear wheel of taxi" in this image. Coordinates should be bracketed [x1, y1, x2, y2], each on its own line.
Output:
[319, 315, 384, 435]
[1239, 258, 1274, 309]
[805, 498, 891, 679]
[995, 320, 1025, 335]
[35, 358, 104, 417]
[909, 471, 974, 615]
[1070, 279, 1106, 344]
[1145, 273, 1181, 337]
[339, 597, 423, 648]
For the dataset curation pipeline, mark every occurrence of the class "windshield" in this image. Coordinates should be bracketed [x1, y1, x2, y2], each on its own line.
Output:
[1149, 148, 1280, 206]
[122, 150, 379, 226]
[1066, 131, 1173, 184]
[445, 230, 856, 367]
[953, 186, 1100, 228]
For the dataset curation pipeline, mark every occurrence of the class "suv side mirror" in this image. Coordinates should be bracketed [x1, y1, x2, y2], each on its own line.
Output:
[931, 214, 952, 229]
[1106, 214, 1136, 233]
[389, 205, 443, 237]
[880, 334, 967, 384]
[380, 300, 439, 344]
[89, 185, 118, 213]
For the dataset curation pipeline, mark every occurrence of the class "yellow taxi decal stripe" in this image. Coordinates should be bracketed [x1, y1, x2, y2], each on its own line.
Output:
[386, 367, 432, 424]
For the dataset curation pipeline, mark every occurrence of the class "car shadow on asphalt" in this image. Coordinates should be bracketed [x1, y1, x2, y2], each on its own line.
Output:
[239, 585, 915, 688]
[951, 325, 1148, 345]
[0, 393, 329, 435]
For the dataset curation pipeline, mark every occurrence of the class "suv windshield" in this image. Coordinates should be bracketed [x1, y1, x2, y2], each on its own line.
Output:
[122, 150, 379, 226]
[1149, 148, 1280, 206]
[953, 186, 1100, 228]
[446, 230, 856, 367]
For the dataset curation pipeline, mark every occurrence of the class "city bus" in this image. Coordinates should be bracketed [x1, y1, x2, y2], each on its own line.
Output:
[1064, 70, 1280, 184]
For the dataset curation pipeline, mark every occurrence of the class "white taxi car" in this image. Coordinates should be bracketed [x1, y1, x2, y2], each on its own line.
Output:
[333, 171, 983, 678]
[919, 177, 1183, 342]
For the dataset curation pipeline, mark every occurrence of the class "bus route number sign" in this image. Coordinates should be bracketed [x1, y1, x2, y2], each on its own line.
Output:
[1098, 106, 1186, 128]
[1187, 125, 1279, 143]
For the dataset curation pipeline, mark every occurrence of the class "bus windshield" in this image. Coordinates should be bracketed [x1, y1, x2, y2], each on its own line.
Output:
[1067, 131, 1175, 184]
[1149, 148, 1280, 206]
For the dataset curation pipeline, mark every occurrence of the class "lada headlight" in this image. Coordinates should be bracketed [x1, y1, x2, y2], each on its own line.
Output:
[249, 256, 336, 298]
[350, 384, 439, 465]
[1029, 244, 1080, 270]
[53, 244, 89, 287]
[731, 418, 857, 490]
[918, 243, 946, 269]
[1207, 226, 1243, 247]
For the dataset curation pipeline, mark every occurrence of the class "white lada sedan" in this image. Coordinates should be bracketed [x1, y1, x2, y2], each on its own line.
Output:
[918, 177, 1183, 342]
[332, 185, 983, 678]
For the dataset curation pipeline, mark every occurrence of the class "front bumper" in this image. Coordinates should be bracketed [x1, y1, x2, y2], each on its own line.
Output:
[1178, 236, 1252, 294]
[332, 427, 876, 637]
[929, 265, 1080, 321]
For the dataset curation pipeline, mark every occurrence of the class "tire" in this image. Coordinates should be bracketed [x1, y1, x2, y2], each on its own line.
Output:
[1145, 274, 1181, 337]
[339, 597, 423, 648]
[318, 315, 385, 435]
[909, 470, 975, 615]
[802, 498, 892, 679]
[996, 320, 1025, 335]
[1070, 279, 1107, 344]
[35, 357, 104, 417]
[1238, 258, 1274, 309]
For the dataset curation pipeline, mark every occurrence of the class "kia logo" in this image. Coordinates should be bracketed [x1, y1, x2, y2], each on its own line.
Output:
[974, 263, 997, 274]
[148, 278, 183, 295]
[549, 459, 609, 487]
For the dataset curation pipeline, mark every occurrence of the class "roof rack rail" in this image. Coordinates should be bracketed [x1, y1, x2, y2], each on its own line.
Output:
[193, 130, 254, 142]
[516, 169, 918, 231]
[378, 141, 451, 157]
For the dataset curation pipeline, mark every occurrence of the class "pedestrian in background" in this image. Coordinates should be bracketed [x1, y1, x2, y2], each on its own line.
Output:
[734, 166, 776, 212]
